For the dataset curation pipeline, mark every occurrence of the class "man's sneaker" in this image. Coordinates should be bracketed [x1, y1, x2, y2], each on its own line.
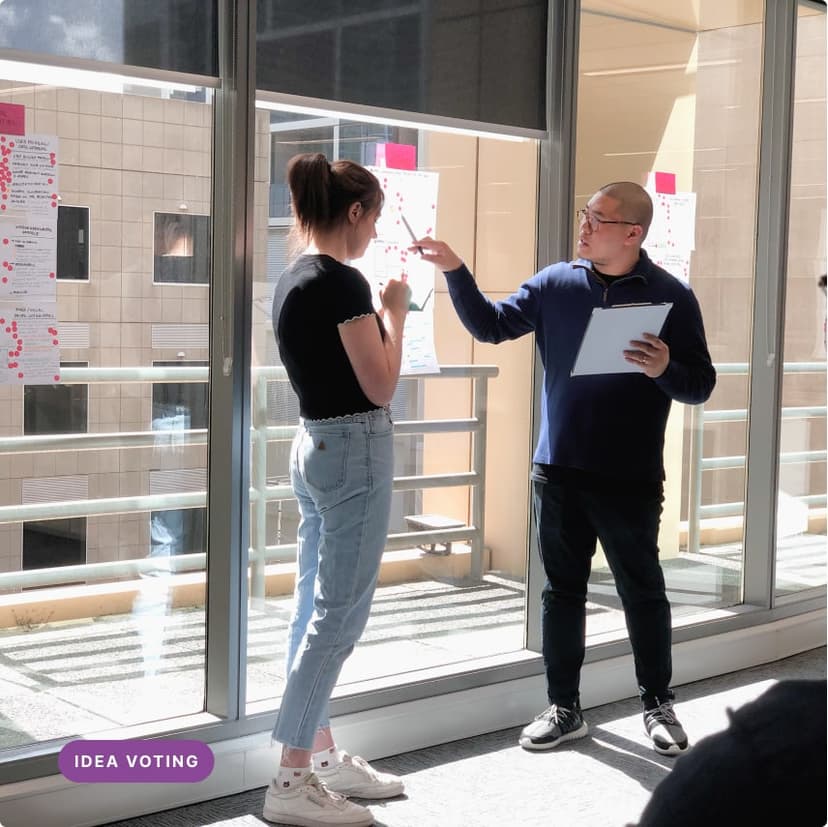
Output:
[317, 753, 404, 799]
[518, 703, 589, 751]
[262, 772, 374, 826]
[644, 698, 689, 756]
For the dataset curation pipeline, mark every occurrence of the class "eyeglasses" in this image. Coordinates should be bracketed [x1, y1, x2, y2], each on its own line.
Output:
[576, 208, 639, 232]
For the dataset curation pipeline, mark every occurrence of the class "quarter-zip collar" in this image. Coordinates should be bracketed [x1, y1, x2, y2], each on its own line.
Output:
[572, 249, 651, 304]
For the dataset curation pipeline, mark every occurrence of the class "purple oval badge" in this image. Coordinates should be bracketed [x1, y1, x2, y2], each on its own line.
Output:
[59, 739, 214, 783]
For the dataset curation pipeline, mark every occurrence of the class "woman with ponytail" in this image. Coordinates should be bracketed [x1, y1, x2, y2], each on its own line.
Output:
[263, 153, 410, 827]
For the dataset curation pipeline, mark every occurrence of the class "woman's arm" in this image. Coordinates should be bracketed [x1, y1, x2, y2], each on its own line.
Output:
[339, 277, 410, 406]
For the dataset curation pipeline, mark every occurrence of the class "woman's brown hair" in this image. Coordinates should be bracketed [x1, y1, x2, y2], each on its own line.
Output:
[286, 153, 383, 242]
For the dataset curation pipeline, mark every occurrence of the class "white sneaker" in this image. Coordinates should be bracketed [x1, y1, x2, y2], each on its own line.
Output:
[316, 753, 405, 799]
[262, 772, 374, 826]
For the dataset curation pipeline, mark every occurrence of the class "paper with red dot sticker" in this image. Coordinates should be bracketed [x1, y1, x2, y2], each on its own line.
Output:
[350, 167, 440, 374]
[1, 134, 59, 217]
[0, 128, 60, 383]
[0, 219, 58, 298]
[644, 171, 695, 284]
[0, 302, 60, 384]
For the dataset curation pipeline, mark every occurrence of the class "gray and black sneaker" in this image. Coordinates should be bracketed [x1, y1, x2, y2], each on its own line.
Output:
[519, 702, 589, 751]
[644, 698, 689, 756]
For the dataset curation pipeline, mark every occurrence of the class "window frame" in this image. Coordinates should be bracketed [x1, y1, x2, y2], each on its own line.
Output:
[152, 210, 212, 287]
[56, 204, 91, 283]
[22, 360, 89, 437]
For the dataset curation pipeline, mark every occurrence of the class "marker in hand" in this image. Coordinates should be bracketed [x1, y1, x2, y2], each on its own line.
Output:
[400, 214, 423, 255]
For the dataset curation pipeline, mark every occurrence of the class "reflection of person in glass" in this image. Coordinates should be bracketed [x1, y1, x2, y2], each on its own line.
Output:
[415, 182, 716, 758]
[133, 405, 190, 680]
[263, 153, 410, 827]
[158, 214, 192, 257]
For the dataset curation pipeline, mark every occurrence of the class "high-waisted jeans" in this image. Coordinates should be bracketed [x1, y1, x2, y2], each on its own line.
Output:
[532, 467, 672, 708]
[272, 407, 394, 750]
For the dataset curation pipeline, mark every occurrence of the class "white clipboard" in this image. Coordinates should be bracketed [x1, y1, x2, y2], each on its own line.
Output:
[571, 302, 672, 376]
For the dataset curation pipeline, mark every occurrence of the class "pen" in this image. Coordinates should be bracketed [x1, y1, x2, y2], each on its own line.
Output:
[400, 214, 424, 255]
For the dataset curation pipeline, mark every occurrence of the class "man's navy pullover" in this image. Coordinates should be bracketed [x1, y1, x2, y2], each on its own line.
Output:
[444, 250, 716, 482]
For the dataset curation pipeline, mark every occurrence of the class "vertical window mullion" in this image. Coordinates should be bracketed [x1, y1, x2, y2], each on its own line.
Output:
[204, 0, 256, 721]
[526, 0, 580, 653]
[742, 0, 799, 607]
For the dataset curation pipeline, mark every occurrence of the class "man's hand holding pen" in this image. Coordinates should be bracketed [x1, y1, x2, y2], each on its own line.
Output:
[407, 236, 464, 273]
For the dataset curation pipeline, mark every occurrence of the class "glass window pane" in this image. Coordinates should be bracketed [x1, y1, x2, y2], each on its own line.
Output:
[575, 2, 764, 640]
[153, 213, 211, 285]
[255, 3, 547, 130]
[775, 6, 827, 597]
[248, 106, 537, 710]
[57, 206, 90, 281]
[0, 68, 214, 751]
[23, 517, 86, 572]
[24, 362, 88, 435]
[0, 1, 218, 77]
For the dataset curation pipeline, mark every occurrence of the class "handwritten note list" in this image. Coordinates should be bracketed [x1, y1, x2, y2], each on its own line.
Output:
[0, 128, 59, 383]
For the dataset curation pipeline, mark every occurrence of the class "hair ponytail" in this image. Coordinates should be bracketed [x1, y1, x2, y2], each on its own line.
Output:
[286, 153, 333, 237]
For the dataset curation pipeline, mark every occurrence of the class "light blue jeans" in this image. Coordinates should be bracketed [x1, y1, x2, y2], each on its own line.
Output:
[273, 407, 394, 750]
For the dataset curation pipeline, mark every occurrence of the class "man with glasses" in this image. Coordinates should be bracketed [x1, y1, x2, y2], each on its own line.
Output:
[414, 181, 716, 757]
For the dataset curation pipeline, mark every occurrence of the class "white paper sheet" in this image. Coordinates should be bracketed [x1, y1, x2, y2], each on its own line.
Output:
[351, 167, 440, 375]
[0, 300, 60, 384]
[571, 303, 673, 376]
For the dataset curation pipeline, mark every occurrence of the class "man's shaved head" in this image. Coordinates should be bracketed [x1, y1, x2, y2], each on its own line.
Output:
[599, 182, 653, 238]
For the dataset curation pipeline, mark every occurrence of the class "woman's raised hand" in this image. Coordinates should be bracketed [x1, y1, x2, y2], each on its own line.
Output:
[380, 275, 412, 317]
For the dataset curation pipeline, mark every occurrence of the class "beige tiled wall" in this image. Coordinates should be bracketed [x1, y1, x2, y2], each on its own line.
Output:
[0, 83, 220, 573]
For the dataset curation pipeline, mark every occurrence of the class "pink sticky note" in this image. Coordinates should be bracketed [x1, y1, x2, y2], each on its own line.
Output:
[376, 142, 416, 170]
[0, 103, 25, 136]
[654, 171, 676, 195]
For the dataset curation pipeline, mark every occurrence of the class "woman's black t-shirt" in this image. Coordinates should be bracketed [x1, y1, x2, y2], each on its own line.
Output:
[271, 254, 386, 419]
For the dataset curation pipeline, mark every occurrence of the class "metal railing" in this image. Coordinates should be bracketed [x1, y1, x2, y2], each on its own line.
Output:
[0, 360, 824, 589]
[0, 364, 497, 592]
[686, 361, 827, 555]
